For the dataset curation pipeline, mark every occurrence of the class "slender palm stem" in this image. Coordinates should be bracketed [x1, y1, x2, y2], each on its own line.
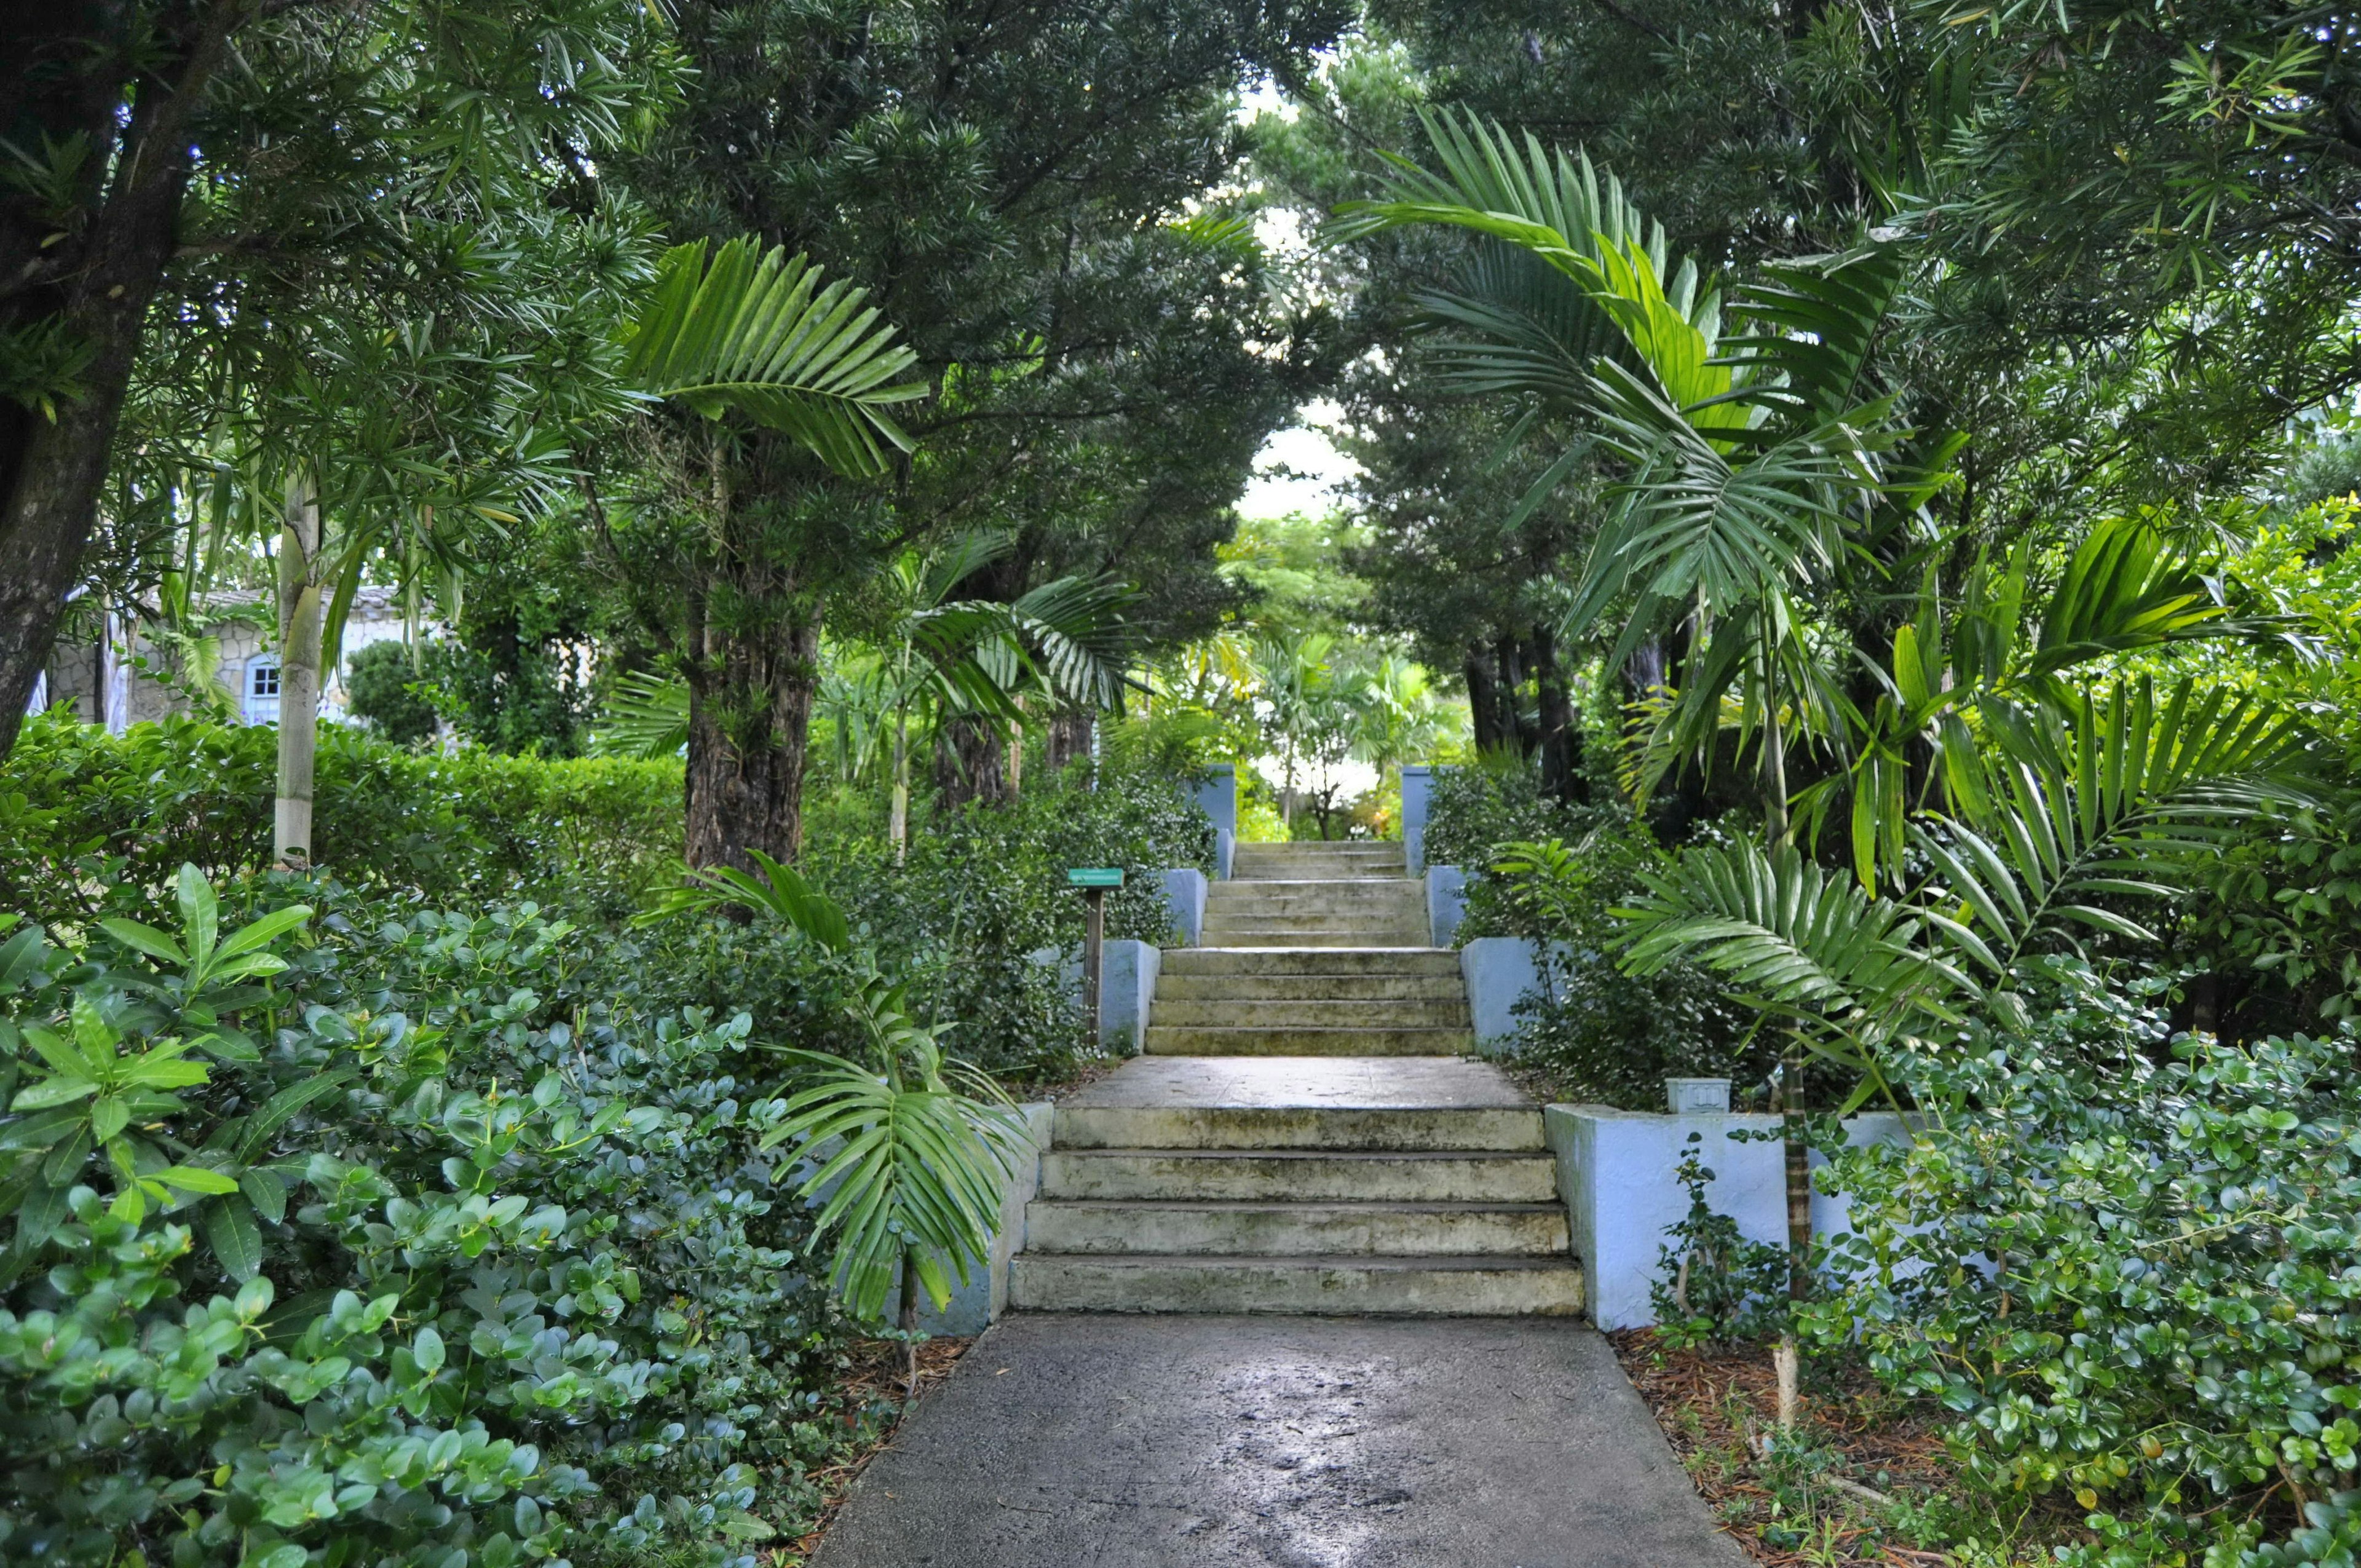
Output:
[899, 1244, 920, 1404]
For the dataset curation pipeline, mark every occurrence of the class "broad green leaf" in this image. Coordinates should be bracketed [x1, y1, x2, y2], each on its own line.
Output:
[205, 1198, 263, 1283]
[12, 1079, 97, 1110]
[89, 1095, 129, 1143]
[176, 863, 219, 965]
[212, 903, 314, 963]
[157, 1165, 239, 1195]
[98, 918, 185, 966]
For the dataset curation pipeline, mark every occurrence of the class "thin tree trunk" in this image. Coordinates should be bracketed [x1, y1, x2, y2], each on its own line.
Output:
[890, 710, 910, 865]
[1464, 646, 1505, 753]
[1533, 624, 1581, 803]
[274, 475, 324, 868]
[1045, 708, 1094, 775]
[1762, 635, 1807, 1432]
[899, 1246, 921, 1404]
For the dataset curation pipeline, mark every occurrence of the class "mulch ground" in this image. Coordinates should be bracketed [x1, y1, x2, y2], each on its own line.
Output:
[778, 1333, 977, 1564]
[1605, 1328, 1963, 1567]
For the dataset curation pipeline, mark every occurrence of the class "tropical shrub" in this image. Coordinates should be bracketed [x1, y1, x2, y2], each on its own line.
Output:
[0, 711, 682, 922]
[0, 869, 896, 1568]
[1805, 978, 2361, 1566]
[342, 641, 441, 746]
[1424, 764, 1756, 1106]
[799, 757, 1213, 1080]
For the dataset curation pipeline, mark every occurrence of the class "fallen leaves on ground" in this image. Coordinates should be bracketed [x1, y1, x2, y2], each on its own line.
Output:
[1607, 1328, 1958, 1567]
[774, 1332, 976, 1565]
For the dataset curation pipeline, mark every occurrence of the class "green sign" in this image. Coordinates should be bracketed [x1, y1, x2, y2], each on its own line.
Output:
[1067, 867, 1125, 889]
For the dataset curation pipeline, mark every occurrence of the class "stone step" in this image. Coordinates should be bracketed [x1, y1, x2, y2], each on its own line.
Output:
[1204, 909, 1426, 930]
[1204, 904, 1424, 924]
[1200, 927, 1431, 948]
[1148, 999, 1471, 1030]
[1153, 973, 1469, 1002]
[1160, 948, 1462, 977]
[1209, 883, 1407, 906]
[1007, 1253, 1584, 1316]
[1051, 1102, 1539, 1151]
[1040, 1147, 1557, 1202]
[1204, 905, 1423, 924]
[1144, 1024, 1474, 1056]
[1234, 843, 1405, 860]
[1192, 932, 1434, 950]
[1233, 858, 1407, 882]
[1023, 1198, 1570, 1257]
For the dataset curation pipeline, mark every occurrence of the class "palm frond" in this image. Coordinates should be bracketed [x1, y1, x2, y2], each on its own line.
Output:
[1915, 676, 2310, 965]
[622, 237, 926, 478]
[1619, 841, 1978, 1074]
[591, 669, 689, 759]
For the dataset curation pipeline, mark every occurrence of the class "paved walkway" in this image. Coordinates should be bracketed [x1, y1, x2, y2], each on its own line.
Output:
[810, 1313, 1746, 1567]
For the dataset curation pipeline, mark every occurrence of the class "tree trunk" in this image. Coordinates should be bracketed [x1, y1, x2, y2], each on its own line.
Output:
[1465, 646, 1505, 753]
[0, 4, 243, 763]
[684, 611, 821, 871]
[899, 1246, 921, 1405]
[935, 715, 1014, 809]
[889, 710, 911, 865]
[274, 476, 324, 867]
[1045, 709, 1094, 776]
[1533, 624, 1583, 804]
[1498, 633, 1540, 757]
[1623, 638, 1666, 701]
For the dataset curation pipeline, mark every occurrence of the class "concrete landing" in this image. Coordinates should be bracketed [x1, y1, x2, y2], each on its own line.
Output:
[808, 1313, 1747, 1568]
[1062, 1055, 1529, 1112]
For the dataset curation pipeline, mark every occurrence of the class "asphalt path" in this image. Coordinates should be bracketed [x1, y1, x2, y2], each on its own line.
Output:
[809, 1312, 1748, 1568]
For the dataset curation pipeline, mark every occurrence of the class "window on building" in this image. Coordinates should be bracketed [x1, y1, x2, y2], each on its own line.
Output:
[243, 656, 282, 726]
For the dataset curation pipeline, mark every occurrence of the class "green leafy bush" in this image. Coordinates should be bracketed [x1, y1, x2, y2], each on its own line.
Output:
[0, 870, 896, 1568]
[342, 641, 441, 746]
[1424, 764, 1756, 1106]
[1806, 980, 2361, 1566]
[799, 758, 1213, 1080]
[1650, 1131, 1789, 1347]
[0, 711, 682, 924]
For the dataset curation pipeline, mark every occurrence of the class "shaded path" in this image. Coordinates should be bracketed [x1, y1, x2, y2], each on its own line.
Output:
[810, 1313, 1746, 1567]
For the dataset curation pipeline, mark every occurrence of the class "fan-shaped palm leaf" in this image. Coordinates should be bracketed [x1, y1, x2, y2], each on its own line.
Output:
[762, 1045, 1025, 1321]
[1619, 841, 1978, 1088]
[1915, 676, 2309, 970]
[591, 668, 690, 759]
[622, 237, 925, 478]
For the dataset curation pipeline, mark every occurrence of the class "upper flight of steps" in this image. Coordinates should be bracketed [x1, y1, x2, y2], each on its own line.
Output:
[1150, 839, 1473, 1058]
[1201, 840, 1428, 947]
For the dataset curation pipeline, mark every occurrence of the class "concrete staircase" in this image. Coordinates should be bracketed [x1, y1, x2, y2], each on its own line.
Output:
[1201, 840, 1428, 947]
[1008, 840, 1582, 1317]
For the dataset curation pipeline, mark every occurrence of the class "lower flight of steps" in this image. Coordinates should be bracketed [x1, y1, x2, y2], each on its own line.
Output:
[1008, 1058, 1583, 1317]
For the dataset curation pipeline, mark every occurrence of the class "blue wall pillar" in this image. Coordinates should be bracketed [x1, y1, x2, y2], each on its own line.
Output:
[1400, 764, 1440, 875]
[1192, 764, 1237, 879]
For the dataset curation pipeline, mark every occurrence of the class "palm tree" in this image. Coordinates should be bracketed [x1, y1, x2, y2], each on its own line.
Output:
[259, 236, 923, 866]
[598, 529, 1141, 862]
[857, 534, 1141, 860]
[1343, 111, 2310, 1422]
[641, 852, 1027, 1401]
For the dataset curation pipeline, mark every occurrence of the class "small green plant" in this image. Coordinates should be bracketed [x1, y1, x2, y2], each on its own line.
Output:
[646, 850, 1027, 1396]
[1805, 1002, 2361, 1566]
[1650, 1131, 1789, 1348]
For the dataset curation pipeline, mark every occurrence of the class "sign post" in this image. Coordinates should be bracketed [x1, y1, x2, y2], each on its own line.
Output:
[1067, 868, 1125, 1043]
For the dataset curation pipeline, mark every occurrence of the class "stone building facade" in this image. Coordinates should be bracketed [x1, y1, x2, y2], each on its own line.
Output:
[33, 587, 426, 734]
